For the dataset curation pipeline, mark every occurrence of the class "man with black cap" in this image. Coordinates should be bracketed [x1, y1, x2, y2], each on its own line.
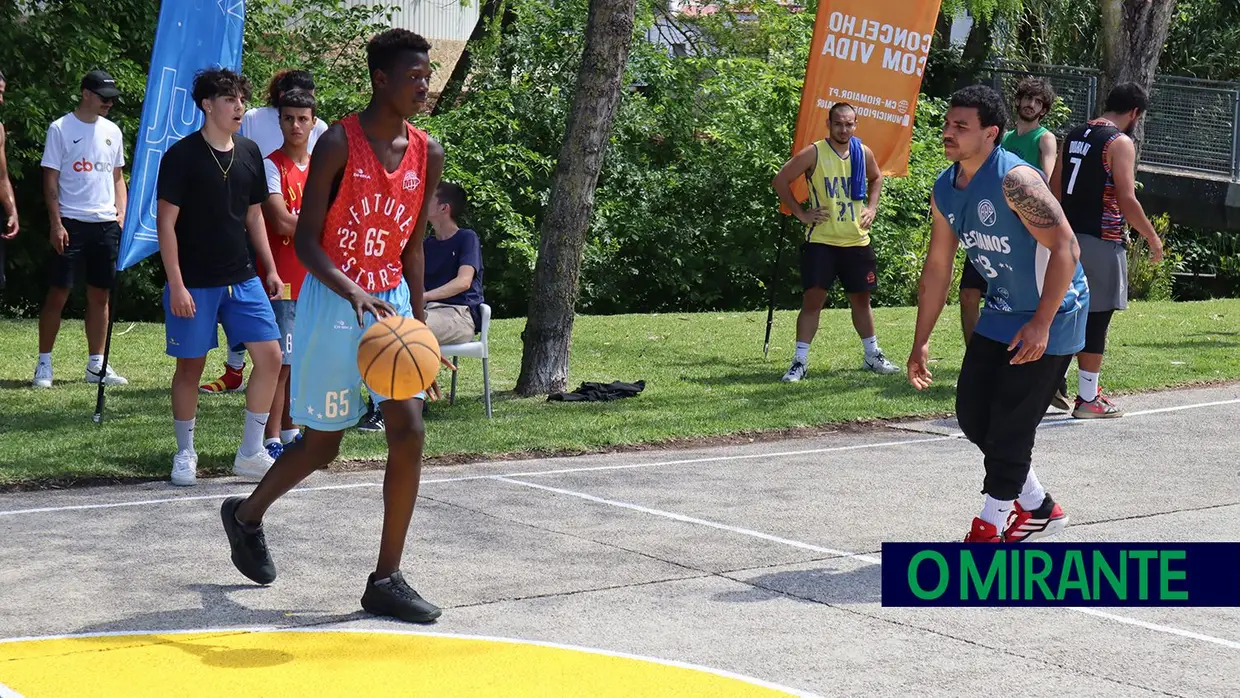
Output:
[33, 69, 129, 388]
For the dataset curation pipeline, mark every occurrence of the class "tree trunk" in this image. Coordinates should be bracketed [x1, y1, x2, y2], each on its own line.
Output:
[1100, 0, 1177, 149]
[955, 14, 993, 90]
[513, 0, 638, 396]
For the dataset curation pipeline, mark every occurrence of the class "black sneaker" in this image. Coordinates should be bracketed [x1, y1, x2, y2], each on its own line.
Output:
[357, 409, 385, 432]
[360, 571, 441, 623]
[220, 496, 277, 585]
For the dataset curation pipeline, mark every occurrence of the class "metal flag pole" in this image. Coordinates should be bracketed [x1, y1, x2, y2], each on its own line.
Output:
[763, 214, 790, 358]
[92, 271, 120, 424]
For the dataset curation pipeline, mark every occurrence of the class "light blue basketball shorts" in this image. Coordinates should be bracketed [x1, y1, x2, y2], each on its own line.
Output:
[290, 274, 427, 432]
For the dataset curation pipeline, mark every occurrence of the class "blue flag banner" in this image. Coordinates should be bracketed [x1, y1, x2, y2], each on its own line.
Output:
[117, 0, 247, 271]
[881, 542, 1240, 607]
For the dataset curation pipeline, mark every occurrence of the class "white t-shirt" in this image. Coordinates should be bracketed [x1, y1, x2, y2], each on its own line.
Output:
[240, 106, 328, 159]
[40, 113, 125, 223]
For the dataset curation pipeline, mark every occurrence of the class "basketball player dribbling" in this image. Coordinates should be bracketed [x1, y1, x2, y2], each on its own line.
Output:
[219, 28, 452, 623]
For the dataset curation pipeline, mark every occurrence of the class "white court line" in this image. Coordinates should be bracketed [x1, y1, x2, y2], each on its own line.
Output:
[0, 436, 953, 518]
[495, 477, 882, 564]
[918, 397, 1240, 438]
[2, 393, 1238, 519]
[495, 477, 1240, 653]
[0, 627, 819, 697]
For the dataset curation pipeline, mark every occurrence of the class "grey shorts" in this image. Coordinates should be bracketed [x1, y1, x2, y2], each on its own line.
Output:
[272, 299, 297, 364]
[1077, 233, 1128, 312]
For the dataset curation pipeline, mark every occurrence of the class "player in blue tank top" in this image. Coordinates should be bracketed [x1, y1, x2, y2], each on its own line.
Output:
[908, 85, 1090, 543]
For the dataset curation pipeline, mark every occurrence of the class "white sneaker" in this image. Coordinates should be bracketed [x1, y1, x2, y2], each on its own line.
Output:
[171, 450, 198, 487]
[864, 351, 899, 374]
[234, 448, 275, 481]
[781, 359, 808, 382]
[32, 361, 53, 388]
[86, 363, 128, 386]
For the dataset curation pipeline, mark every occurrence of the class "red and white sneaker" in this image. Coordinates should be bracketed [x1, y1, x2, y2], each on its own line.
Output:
[964, 518, 1004, 542]
[1004, 493, 1068, 542]
[1072, 393, 1123, 418]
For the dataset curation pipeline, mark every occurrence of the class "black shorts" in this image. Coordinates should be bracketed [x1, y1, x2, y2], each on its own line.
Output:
[960, 256, 987, 291]
[800, 242, 878, 294]
[48, 218, 121, 290]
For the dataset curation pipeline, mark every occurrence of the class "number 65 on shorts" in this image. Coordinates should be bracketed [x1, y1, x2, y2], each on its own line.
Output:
[289, 274, 425, 432]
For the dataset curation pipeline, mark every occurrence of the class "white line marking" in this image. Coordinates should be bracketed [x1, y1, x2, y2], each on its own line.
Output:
[915, 395, 1240, 438]
[496, 477, 882, 564]
[5, 392, 1240, 518]
[496, 478, 1240, 653]
[1067, 607, 1240, 650]
[0, 483, 379, 517]
[1123, 397, 1240, 417]
[491, 436, 955, 481]
[0, 627, 818, 697]
[0, 436, 953, 518]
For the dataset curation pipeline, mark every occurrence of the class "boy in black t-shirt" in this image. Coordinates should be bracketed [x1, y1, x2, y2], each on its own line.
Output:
[156, 68, 284, 487]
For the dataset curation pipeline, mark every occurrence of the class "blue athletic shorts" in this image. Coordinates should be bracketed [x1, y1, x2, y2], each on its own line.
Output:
[290, 274, 427, 432]
[272, 299, 296, 365]
[163, 277, 281, 359]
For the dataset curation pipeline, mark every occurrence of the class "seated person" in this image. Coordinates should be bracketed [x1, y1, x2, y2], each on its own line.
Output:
[423, 181, 484, 344]
[358, 181, 483, 431]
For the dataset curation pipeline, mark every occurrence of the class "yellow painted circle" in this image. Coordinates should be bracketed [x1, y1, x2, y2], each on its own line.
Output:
[0, 629, 803, 697]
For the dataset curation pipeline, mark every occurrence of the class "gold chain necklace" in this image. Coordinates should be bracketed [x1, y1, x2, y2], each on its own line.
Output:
[206, 137, 235, 181]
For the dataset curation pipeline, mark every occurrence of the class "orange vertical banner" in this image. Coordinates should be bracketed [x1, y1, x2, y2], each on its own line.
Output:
[787, 0, 943, 208]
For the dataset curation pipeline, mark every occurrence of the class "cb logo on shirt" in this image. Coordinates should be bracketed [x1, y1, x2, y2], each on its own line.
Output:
[72, 158, 113, 173]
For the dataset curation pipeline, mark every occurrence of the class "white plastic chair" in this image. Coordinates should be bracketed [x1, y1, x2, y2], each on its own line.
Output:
[439, 303, 492, 418]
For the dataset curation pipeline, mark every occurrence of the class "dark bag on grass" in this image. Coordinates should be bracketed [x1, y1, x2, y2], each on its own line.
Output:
[548, 380, 645, 402]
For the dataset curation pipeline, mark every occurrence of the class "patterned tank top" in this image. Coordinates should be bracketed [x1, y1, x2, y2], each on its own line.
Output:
[322, 113, 429, 292]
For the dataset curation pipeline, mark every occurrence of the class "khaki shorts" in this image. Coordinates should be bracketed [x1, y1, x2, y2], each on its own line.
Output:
[425, 302, 476, 345]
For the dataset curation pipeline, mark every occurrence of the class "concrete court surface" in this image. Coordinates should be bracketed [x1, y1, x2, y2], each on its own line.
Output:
[1, 383, 1239, 697]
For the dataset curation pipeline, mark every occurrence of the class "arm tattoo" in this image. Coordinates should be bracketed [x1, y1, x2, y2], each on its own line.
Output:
[1002, 167, 1064, 229]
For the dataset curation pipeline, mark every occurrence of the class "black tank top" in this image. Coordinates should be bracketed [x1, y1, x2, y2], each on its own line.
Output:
[1059, 119, 1127, 243]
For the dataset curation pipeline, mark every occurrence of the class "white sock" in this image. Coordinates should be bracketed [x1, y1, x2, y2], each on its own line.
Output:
[980, 495, 1014, 529]
[281, 428, 300, 444]
[241, 410, 269, 457]
[264, 437, 281, 447]
[1017, 467, 1047, 511]
[175, 419, 196, 453]
[226, 349, 246, 371]
[88, 354, 103, 369]
[38, 352, 51, 366]
[1079, 370, 1099, 401]
[794, 342, 810, 363]
[862, 335, 879, 357]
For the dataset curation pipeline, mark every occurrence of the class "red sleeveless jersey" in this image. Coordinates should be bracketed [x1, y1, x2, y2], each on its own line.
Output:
[321, 114, 429, 293]
[258, 149, 310, 300]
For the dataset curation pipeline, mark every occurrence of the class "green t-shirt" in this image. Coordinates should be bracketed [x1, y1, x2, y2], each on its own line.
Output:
[1001, 126, 1051, 171]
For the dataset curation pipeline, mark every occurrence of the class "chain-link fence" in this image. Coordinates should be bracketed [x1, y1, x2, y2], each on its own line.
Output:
[1143, 76, 1240, 178]
[976, 61, 1240, 180]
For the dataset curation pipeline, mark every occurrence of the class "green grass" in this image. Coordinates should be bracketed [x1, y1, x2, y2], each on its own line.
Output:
[3, 299, 1239, 488]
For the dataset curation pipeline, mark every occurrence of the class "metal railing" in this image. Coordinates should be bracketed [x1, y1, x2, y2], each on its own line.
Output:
[977, 61, 1240, 180]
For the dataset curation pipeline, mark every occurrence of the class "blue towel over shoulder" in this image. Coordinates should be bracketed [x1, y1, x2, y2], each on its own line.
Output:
[848, 136, 867, 202]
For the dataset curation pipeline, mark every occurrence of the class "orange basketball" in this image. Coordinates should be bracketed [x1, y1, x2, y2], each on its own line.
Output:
[356, 316, 442, 401]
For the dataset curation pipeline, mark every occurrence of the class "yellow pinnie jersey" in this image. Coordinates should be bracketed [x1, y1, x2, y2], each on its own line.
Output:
[804, 140, 868, 247]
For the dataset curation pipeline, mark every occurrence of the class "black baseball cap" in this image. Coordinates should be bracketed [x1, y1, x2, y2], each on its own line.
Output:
[81, 70, 120, 99]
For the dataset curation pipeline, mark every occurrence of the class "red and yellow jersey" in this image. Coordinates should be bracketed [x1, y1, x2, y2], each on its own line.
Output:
[258, 149, 309, 300]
